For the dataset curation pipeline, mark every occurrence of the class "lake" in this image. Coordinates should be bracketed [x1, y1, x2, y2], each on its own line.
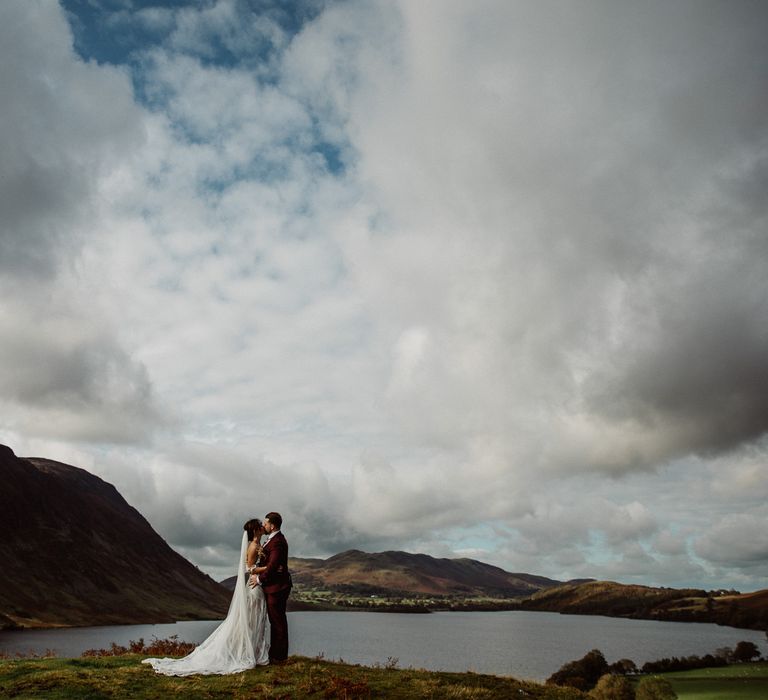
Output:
[1, 611, 765, 681]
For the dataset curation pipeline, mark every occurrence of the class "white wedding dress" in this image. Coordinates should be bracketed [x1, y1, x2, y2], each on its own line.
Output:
[143, 532, 270, 675]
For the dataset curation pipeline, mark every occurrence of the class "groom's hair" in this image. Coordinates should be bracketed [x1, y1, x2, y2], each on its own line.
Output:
[243, 518, 262, 541]
[265, 512, 282, 528]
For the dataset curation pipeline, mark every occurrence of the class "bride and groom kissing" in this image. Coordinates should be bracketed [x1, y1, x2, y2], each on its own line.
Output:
[143, 512, 292, 676]
[246, 512, 292, 664]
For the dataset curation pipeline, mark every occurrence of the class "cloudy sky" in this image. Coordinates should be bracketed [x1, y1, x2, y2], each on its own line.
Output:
[2, 0, 768, 589]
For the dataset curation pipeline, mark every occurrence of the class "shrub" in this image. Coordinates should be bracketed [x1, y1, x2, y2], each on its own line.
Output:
[714, 646, 733, 662]
[733, 641, 761, 662]
[609, 658, 637, 675]
[641, 652, 726, 674]
[82, 636, 196, 657]
[589, 674, 634, 699]
[548, 649, 609, 691]
[636, 676, 677, 700]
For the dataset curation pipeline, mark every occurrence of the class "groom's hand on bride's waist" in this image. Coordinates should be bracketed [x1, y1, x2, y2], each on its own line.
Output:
[248, 573, 260, 588]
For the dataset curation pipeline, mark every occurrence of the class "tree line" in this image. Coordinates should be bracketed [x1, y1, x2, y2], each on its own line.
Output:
[546, 640, 763, 698]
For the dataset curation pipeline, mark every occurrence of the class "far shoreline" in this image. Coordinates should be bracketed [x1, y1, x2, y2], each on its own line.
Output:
[3, 602, 765, 633]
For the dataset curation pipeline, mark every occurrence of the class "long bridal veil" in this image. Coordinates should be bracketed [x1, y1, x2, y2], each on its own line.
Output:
[143, 531, 270, 675]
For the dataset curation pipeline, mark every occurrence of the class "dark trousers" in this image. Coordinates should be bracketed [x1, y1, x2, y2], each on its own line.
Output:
[265, 587, 290, 661]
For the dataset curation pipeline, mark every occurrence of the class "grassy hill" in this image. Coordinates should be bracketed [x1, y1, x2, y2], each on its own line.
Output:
[520, 580, 768, 631]
[661, 662, 768, 699]
[0, 654, 588, 699]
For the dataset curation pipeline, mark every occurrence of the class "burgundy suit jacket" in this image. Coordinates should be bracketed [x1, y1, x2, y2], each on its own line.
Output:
[260, 531, 291, 593]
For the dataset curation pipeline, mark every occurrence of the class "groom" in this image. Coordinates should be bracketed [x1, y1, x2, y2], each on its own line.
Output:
[251, 511, 292, 663]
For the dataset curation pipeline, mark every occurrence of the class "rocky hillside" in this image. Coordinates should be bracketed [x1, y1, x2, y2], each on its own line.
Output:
[288, 549, 564, 597]
[0, 444, 230, 628]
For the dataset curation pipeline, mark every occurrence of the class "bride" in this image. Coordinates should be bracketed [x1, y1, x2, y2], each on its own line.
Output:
[143, 519, 270, 675]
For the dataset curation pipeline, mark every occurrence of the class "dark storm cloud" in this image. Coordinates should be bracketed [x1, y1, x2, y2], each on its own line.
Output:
[0, 310, 161, 443]
[324, 0, 768, 484]
[583, 156, 768, 465]
[0, 328, 141, 408]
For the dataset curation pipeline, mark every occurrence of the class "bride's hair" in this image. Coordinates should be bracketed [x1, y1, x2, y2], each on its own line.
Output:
[243, 518, 263, 542]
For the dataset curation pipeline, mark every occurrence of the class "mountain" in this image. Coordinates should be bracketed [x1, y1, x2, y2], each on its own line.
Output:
[220, 549, 565, 612]
[288, 549, 564, 597]
[519, 580, 768, 631]
[0, 444, 230, 629]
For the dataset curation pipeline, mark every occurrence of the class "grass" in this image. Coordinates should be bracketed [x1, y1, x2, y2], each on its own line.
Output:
[3, 642, 765, 699]
[0, 654, 589, 699]
[653, 662, 768, 700]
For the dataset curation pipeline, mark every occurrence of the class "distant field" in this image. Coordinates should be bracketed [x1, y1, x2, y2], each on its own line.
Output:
[660, 662, 768, 700]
